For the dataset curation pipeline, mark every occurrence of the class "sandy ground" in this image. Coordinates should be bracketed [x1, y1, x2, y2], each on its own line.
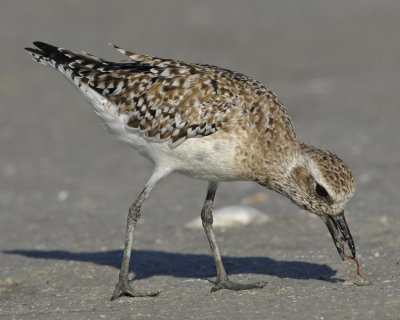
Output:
[1, 1, 399, 319]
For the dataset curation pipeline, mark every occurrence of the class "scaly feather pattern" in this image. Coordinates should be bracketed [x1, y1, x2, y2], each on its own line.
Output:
[25, 42, 294, 147]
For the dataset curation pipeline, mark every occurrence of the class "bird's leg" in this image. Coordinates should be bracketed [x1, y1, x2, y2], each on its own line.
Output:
[111, 187, 159, 300]
[201, 182, 266, 292]
[111, 168, 170, 300]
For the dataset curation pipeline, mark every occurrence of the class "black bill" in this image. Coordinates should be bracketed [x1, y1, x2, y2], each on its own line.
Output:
[325, 212, 356, 260]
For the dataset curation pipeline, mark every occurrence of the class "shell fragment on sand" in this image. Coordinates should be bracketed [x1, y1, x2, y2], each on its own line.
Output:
[185, 205, 270, 229]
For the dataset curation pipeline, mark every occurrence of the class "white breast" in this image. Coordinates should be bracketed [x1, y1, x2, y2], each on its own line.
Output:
[83, 88, 246, 182]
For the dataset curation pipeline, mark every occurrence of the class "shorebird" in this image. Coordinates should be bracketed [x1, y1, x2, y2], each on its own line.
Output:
[25, 42, 356, 300]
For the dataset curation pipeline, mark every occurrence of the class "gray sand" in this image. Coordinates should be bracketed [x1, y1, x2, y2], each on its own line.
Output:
[1, 1, 399, 319]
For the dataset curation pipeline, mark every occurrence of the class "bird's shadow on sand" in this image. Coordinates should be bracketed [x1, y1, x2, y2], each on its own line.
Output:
[4, 249, 342, 283]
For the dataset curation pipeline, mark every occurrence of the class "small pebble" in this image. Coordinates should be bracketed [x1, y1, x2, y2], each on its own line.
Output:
[185, 205, 269, 229]
[57, 190, 69, 202]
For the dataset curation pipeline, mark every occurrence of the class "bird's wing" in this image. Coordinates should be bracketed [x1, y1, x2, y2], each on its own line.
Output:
[26, 42, 290, 146]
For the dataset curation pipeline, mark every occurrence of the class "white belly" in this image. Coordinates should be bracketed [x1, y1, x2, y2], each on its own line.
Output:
[87, 93, 245, 182]
[124, 130, 246, 181]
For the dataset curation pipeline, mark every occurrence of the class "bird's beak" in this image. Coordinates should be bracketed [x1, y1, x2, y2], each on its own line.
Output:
[325, 211, 355, 260]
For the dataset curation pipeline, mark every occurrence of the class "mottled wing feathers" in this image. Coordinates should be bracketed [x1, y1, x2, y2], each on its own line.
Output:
[94, 53, 233, 144]
[25, 42, 293, 146]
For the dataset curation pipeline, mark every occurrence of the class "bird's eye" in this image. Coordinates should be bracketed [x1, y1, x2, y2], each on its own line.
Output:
[315, 183, 329, 198]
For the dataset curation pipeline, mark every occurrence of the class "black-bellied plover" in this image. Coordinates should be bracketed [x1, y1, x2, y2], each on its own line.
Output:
[25, 42, 356, 300]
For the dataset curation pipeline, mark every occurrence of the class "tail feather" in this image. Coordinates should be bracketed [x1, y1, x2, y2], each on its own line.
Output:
[81, 51, 107, 63]
[108, 43, 155, 63]
[25, 42, 117, 112]
[24, 41, 156, 112]
[25, 42, 134, 140]
[25, 41, 107, 73]
[25, 41, 155, 76]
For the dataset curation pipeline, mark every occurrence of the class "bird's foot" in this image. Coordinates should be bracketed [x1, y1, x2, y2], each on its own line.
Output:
[211, 279, 266, 292]
[111, 279, 160, 300]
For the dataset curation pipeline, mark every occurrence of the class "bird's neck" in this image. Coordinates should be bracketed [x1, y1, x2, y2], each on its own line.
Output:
[240, 136, 301, 188]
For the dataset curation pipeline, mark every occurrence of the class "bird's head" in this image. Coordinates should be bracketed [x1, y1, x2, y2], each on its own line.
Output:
[263, 143, 356, 259]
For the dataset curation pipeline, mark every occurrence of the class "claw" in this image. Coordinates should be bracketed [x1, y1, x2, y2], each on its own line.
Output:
[111, 280, 160, 300]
